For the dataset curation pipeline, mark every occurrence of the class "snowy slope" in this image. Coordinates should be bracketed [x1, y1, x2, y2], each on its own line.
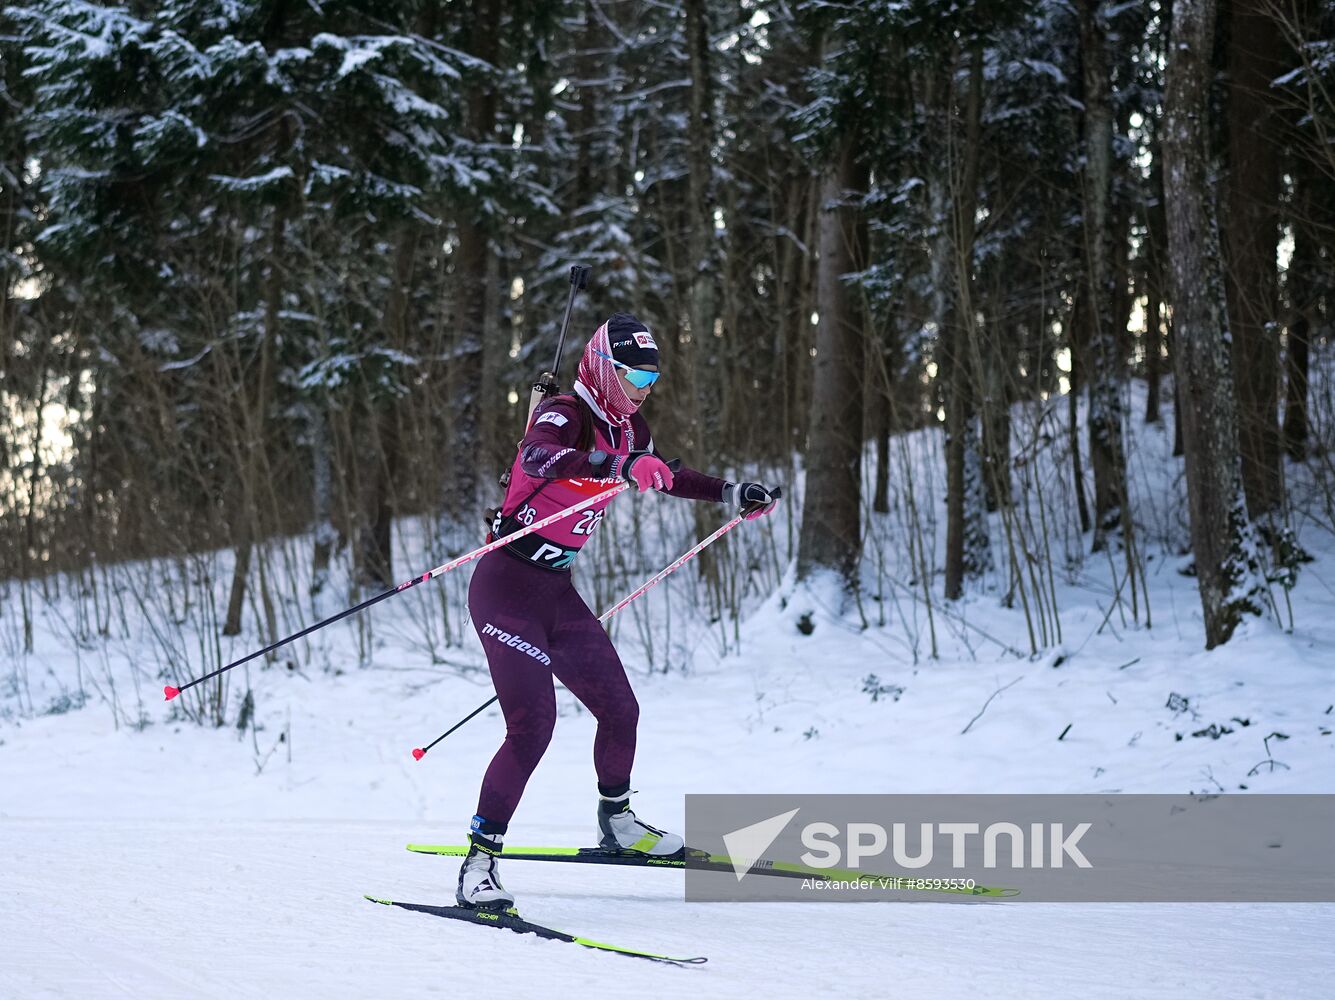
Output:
[3, 383, 1334, 998]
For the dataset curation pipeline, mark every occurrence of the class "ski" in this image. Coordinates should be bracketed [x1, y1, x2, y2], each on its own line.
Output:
[405, 844, 1020, 898]
[364, 895, 707, 965]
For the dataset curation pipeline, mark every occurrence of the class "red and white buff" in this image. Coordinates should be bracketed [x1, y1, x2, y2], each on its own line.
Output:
[575, 321, 639, 427]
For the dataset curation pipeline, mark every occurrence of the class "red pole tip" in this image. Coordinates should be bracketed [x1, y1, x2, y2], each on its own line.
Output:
[412, 748, 426, 761]
[164, 685, 181, 701]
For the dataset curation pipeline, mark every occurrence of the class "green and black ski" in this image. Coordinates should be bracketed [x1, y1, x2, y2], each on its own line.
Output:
[364, 895, 706, 965]
[406, 844, 1020, 898]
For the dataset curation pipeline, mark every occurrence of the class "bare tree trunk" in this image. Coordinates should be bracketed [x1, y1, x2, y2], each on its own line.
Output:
[1065, 292, 1093, 534]
[1163, 0, 1265, 648]
[685, 0, 723, 576]
[1283, 171, 1316, 460]
[1148, 0, 1174, 431]
[1174, 373, 1185, 456]
[773, 174, 805, 460]
[479, 247, 503, 481]
[981, 326, 1013, 512]
[355, 231, 415, 589]
[443, 0, 501, 523]
[448, 218, 486, 528]
[1145, 295, 1164, 423]
[1078, 0, 1130, 552]
[18, 339, 52, 651]
[797, 133, 866, 593]
[1144, 153, 1167, 424]
[686, 0, 718, 427]
[873, 408, 891, 513]
[872, 326, 892, 514]
[223, 541, 253, 637]
[942, 49, 991, 600]
[360, 407, 397, 588]
[1224, 0, 1285, 518]
[798, 176, 819, 455]
[1283, 303, 1310, 460]
[930, 128, 965, 594]
[310, 398, 335, 596]
[224, 210, 283, 635]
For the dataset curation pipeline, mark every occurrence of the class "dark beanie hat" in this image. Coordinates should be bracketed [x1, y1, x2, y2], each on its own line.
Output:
[605, 313, 659, 368]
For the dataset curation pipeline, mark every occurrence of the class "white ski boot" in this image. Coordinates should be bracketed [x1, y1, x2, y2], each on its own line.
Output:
[456, 834, 515, 910]
[598, 792, 685, 856]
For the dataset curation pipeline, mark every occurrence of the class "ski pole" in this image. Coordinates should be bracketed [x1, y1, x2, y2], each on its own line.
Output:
[164, 482, 632, 702]
[410, 488, 781, 760]
[597, 503, 760, 621]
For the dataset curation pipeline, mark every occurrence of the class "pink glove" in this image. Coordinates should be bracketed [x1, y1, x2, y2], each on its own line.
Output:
[622, 453, 675, 493]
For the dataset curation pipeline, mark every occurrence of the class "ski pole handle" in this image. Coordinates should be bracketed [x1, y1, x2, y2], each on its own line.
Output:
[741, 485, 782, 517]
[165, 482, 631, 702]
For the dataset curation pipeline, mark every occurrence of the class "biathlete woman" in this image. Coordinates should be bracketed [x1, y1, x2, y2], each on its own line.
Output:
[457, 312, 780, 909]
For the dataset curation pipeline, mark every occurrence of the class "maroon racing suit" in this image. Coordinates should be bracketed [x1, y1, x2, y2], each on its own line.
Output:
[467, 383, 726, 828]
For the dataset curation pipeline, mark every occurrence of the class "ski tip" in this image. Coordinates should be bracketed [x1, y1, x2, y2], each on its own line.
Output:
[406, 843, 462, 855]
[364, 895, 393, 906]
[163, 685, 180, 701]
[411, 747, 426, 761]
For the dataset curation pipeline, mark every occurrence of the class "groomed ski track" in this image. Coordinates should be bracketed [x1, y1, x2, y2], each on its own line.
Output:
[3, 818, 1330, 998]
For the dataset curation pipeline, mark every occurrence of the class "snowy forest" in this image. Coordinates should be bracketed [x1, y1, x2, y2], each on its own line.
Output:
[2, 1, 1335, 996]
[4, 0, 1334, 659]
[3, 0, 1334, 654]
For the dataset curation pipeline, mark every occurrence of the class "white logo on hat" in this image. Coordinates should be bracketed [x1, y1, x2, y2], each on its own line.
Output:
[634, 331, 657, 350]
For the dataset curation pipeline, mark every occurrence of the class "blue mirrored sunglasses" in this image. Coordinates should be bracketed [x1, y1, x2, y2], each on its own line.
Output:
[594, 349, 661, 389]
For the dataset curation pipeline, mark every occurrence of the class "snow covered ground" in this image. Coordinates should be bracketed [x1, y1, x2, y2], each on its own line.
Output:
[3, 386, 1334, 998]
